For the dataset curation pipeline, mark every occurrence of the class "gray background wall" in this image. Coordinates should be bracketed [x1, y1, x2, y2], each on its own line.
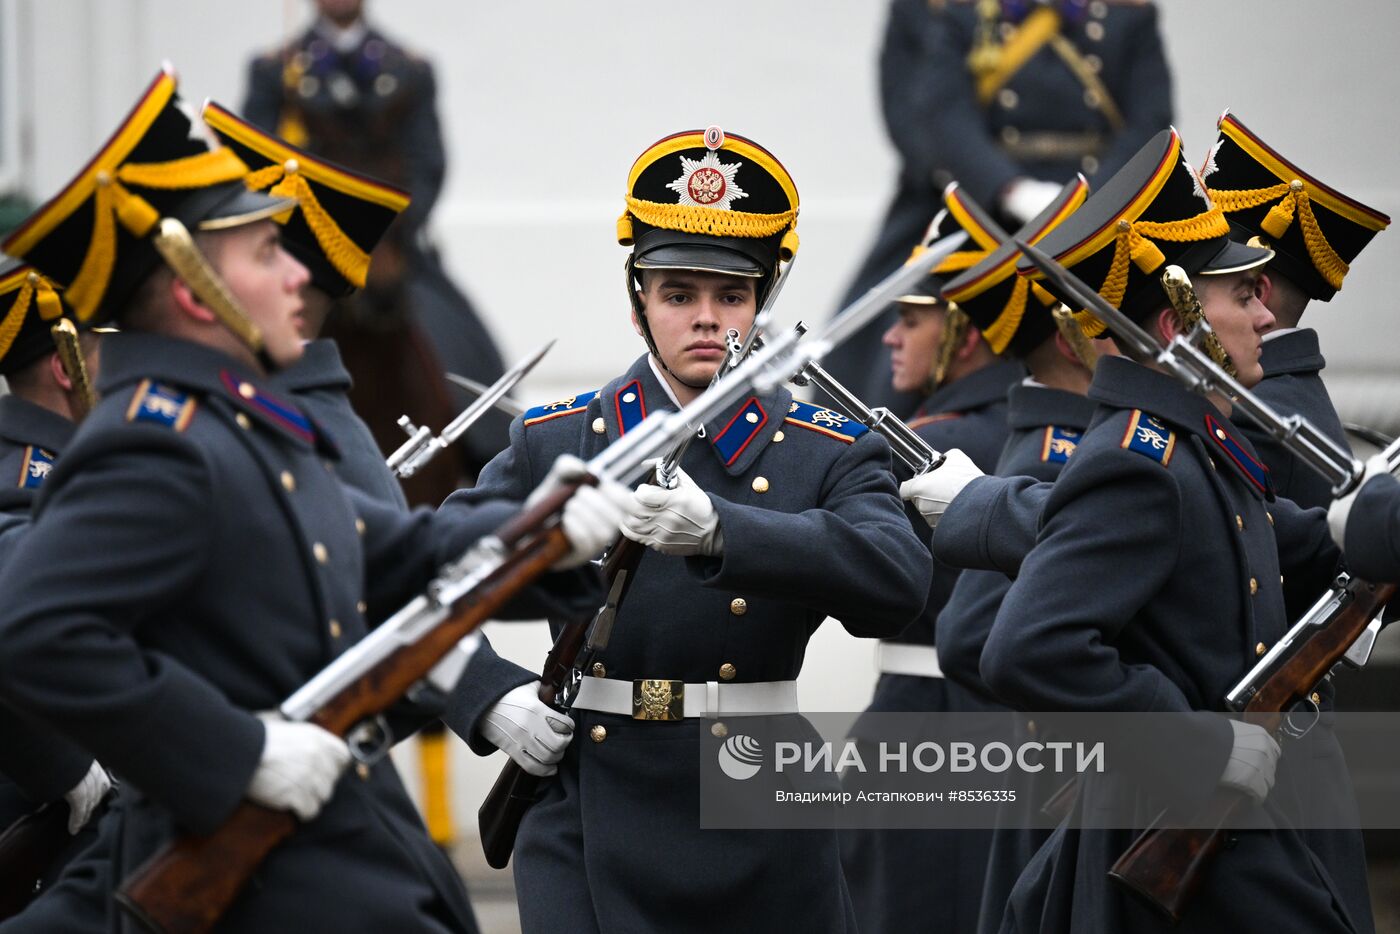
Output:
[4, 0, 1399, 835]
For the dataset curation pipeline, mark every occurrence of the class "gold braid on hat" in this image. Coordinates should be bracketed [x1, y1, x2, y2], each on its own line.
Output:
[1071, 203, 1229, 337]
[66, 148, 248, 321]
[244, 161, 370, 289]
[0, 272, 63, 360]
[1209, 180, 1348, 290]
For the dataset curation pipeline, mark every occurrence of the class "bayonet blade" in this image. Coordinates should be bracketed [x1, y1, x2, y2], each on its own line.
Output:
[446, 372, 526, 418]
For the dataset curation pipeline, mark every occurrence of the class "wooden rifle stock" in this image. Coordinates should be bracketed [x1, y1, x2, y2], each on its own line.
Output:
[0, 803, 71, 920]
[1108, 577, 1395, 921]
[477, 536, 645, 869]
[116, 483, 583, 933]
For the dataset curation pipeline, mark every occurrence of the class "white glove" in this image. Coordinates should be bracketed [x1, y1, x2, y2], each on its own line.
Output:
[1328, 453, 1391, 549]
[479, 682, 574, 777]
[529, 454, 633, 569]
[620, 465, 723, 556]
[899, 448, 984, 531]
[1000, 178, 1064, 225]
[246, 716, 352, 822]
[62, 760, 111, 834]
[1218, 719, 1281, 805]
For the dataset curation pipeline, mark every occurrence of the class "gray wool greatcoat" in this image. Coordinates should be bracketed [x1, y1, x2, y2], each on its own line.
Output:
[440, 352, 932, 934]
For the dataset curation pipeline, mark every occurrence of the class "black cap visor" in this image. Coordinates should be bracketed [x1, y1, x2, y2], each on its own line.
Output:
[195, 186, 297, 232]
[1197, 237, 1273, 276]
[633, 242, 764, 278]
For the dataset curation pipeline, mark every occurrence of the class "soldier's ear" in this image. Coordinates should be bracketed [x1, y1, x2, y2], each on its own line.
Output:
[1153, 306, 1182, 344]
[630, 305, 645, 338]
[169, 276, 219, 325]
[48, 350, 74, 393]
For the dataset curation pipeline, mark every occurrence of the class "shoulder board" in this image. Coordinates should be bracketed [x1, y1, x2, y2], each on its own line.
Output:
[908, 411, 963, 430]
[1119, 409, 1175, 466]
[784, 400, 868, 444]
[17, 445, 56, 490]
[125, 379, 198, 432]
[523, 390, 599, 427]
[1040, 425, 1084, 464]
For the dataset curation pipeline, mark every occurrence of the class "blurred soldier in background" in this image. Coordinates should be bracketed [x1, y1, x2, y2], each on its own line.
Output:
[823, 0, 1172, 416]
[244, 0, 511, 502]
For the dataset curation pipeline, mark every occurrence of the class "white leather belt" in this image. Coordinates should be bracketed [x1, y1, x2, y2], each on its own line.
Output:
[572, 676, 799, 720]
[877, 642, 944, 679]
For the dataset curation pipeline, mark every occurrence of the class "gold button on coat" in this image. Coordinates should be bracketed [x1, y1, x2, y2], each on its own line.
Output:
[719, 663, 737, 681]
[592, 662, 607, 678]
[1081, 155, 1100, 174]
[1256, 642, 1268, 656]
[772, 430, 784, 443]
[235, 413, 252, 431]
[1234, 515, 1243, 530]
[592, 417, 606, 434]
[745, 412, 759, 424]
[590, 725, 607, 743]
[313, 542, 329, 564]
[711, 722, 728, 738]
[1266, 512, 1274, 526]
[751, 477, 769, 494]
[730, 598, 748, 616]
[329, 619, 342, 638]
[238, 382, 256, 399]
[1086, 20, 1105, 40]
[356, 763, 371, 780]
[280, 471, 296, 492]
[355, 518, 366, 536]
[356, 600, 367, 615]
[1249, 578, 1258, 595]
[998, 88, 1019, 109]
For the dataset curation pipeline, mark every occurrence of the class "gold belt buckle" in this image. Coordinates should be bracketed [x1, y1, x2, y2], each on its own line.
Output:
[632, 679, 685, 721]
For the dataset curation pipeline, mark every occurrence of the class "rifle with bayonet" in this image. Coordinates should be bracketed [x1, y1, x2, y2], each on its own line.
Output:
[387, 341, 554, 479]
[1015, 239, 1397, 920]
[478, 260, 789, 869]
[113, 230, 969, 932]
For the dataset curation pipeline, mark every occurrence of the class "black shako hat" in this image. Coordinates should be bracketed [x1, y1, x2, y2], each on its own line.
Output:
[1015, 128, 1272, 338]
[1203, 111, 1390, 302]
[2, 67, 293, 325]
[203, 100, 410, 298]
[942, 175, 1089, 358]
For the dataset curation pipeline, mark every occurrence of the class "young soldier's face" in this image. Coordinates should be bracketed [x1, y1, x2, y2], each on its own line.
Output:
[212, 221, 312, 369]
[635, 270, 757, 385]
[883, 302, 946, 393]
[1196, 269, 1274, 388]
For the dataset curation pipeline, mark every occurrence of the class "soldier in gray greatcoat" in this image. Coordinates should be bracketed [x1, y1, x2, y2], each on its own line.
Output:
[904, 129, 1363, 933]
[0, 68, 623, 932]
[440, 127, 932, 934]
